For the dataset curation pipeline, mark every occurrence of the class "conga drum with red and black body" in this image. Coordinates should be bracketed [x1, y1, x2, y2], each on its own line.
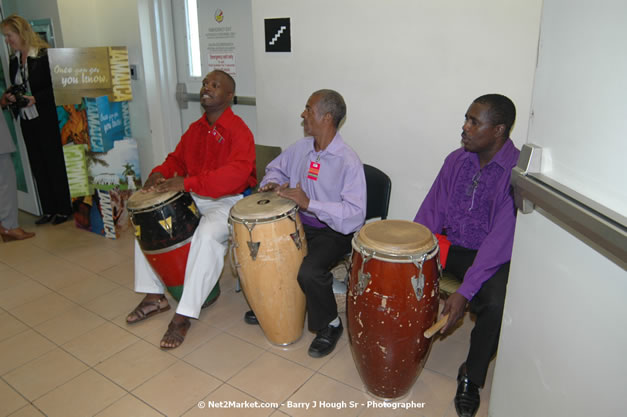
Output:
[127, 190, 220, 305]
[347, 219, 441, 400]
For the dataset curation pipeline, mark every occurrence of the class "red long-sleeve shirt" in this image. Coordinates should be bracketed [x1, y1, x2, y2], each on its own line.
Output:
[151, 107, 256, 197]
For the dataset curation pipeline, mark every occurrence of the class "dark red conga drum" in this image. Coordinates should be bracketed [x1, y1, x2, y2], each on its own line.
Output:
[127, 190, 220, 305]
[347, 220, 441, 400]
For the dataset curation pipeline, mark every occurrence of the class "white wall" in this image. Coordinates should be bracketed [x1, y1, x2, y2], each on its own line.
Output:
[251, 0, 543, 220]
[490, 210, 627, 416]
[56, 0, 152, 181]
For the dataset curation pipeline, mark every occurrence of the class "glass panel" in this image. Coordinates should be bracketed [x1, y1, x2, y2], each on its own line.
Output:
[185, 0, 202, 77]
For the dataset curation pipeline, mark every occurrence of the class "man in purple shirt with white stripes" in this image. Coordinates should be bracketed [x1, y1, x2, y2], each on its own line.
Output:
[414, 94, 520, 417]
[244, 89, 367, 358]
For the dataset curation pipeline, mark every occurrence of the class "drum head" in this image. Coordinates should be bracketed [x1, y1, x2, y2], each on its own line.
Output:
[357, 220, 435, 256]
[230, 191, 297, 221]
[127, 189, 180, 210]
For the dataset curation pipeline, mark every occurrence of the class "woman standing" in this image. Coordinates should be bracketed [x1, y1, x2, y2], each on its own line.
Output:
[0, 100, 34, 241]
[1, 14, 72, 225]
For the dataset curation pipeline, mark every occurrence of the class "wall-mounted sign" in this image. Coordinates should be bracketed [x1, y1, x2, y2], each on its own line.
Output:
[265, 18, 291, 53]
[48, 47, 132, 105]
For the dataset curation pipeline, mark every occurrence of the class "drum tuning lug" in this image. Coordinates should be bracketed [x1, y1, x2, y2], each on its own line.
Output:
[290, 232, 302, 249]
[247, 241, 260, 260]
[356, 253, 373, 295]
[411, 254, 427, 301]
[411, 274, 425, 301]
[287, 214, 303, 250]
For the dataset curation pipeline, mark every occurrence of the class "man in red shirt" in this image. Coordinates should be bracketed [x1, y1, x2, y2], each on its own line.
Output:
[126, 70, 256, 349]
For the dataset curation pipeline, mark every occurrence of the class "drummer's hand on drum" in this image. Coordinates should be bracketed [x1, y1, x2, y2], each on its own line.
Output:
[259, 182, 280, 192]
[440, 292, 468, 334]
[277, 182, 310, 210]
[141, 172, 165, 192]
[154, 174, 185, 193]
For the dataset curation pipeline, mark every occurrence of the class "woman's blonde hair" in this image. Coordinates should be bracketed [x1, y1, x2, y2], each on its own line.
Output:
[1, 14, 49, 53]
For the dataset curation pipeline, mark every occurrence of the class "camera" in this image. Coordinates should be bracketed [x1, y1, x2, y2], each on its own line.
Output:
[6, 84, 31, 112]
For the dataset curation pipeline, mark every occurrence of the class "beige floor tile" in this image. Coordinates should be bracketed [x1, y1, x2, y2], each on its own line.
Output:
[183, 384, 274, 417]
[34, 369, 126, 417]
[271, 412, 291, 417]
[0, 311, 28, 342]
[9, 292, 77, 327]
[0, 240, 50, 268]
[197, 290, 250, 330]
[13, 255, 96, 291]
[34, 306, 106, 345]
[143, 319, 222, 358]
[318, 343, 364, 392]
[269, 330, 338, 371]
[424, 336, 469, 380]
[281, 373, 364, 417]
[56, 275, 120, 305]
[62, 322, 139, 366]
[95, 340, 178, 391]
[83, 286, 145, 320]
[224, 314, 275, 349]
[0, 330, 56, 375]
[58, 245, 126, 274]
[184, 332, 265, 381]
[99, 258, 135, 289]
[0, 279, 52, 310]
[3, 348, 89, 401]
[132, 361, 222, 417]
[94, 394, 164, 417]
[7, 404, 46, 417]
[0, 379, 27, 416]
[229, 351, 314, 404]
[359, 368, 455, 417]
[0, 267, 31, 291]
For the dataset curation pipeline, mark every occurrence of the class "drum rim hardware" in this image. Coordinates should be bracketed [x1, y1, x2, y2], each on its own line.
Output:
[128, 191, 183, 214]
[142, 236, 194, 255]
[353, 244, 441, 298]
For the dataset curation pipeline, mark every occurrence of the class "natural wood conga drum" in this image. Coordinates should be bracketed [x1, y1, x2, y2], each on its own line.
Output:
[128, 190, 220, 305]
[347, 220, 441, 400]
[229, 192, 308, 345]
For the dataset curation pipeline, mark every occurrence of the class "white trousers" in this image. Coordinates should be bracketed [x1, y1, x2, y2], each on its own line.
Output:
[133, 194, 242, 319]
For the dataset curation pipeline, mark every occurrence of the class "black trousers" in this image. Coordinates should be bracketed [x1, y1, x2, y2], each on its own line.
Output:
[444, 246, 510, 387]
[21, 117, 72, 216]
[297, 224, 353, 332]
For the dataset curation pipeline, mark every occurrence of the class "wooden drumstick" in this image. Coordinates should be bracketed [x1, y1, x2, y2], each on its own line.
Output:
[424, 314, 450, 338]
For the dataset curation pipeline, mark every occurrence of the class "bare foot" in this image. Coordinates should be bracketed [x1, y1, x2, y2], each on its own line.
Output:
[160, 314, 191, 349]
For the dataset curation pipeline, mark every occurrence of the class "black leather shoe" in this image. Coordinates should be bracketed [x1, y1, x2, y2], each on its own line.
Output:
[35, 214, 54, 225]
[52, 214, 70, 225]
[244, 310, 259, 325]
[455, 363, 480, 417]
[308, 320, 343, 358]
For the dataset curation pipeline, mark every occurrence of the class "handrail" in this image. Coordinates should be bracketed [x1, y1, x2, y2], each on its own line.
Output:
[511, 144, 626, 270]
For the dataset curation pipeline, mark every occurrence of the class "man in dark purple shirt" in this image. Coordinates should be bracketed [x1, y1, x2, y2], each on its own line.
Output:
[414, 94, 520, 417]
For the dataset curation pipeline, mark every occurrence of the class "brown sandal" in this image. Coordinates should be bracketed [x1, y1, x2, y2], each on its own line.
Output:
[126, 296, 170, 324]
[160, 318, 191, 349]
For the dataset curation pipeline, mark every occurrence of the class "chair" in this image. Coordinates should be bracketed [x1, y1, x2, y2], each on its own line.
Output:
[332, 164, 392, 311]
[254, 144, 282, 190]
[363, 164, 392, 221]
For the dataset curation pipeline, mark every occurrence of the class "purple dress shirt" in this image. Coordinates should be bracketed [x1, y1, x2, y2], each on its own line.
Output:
[414, 139, 520, 300]
[260, 133, 366, 235]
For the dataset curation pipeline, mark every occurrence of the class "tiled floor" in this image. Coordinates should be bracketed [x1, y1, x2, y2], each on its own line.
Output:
[0, 212, 494, 417]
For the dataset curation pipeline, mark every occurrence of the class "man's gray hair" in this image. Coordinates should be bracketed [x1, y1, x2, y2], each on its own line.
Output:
[312, 89, 346, 129]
